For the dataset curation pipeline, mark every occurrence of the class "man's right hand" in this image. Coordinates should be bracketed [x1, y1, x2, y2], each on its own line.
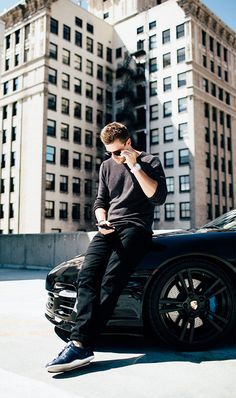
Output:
[96, 221, 116, 235]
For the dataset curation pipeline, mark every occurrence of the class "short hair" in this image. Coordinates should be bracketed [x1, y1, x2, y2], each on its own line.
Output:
[100, 122, 130, 144]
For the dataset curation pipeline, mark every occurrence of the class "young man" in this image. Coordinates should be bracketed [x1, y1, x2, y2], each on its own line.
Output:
[46, 122, 167, 373]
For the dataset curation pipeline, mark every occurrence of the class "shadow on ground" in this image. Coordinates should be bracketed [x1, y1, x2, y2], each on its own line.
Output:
[52, 333, 236, 379]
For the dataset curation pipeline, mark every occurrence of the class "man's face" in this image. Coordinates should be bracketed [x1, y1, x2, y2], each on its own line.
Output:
[105, 138, 131, 164]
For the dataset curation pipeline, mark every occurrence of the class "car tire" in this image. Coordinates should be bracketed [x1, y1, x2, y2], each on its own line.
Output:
[147, 258, 236, 350]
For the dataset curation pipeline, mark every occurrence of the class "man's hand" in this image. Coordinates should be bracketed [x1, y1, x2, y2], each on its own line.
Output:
[96, 220, 116, 235]
[121, 149, 138, 170]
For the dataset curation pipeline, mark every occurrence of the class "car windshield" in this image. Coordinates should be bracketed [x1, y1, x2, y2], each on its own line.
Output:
[200, 209, 236, 231]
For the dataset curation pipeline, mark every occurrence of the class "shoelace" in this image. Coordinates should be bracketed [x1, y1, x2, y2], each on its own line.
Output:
[55, 342, 73, 359]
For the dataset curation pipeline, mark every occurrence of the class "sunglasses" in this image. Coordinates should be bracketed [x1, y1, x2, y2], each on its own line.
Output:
[105, 150, 123, 157]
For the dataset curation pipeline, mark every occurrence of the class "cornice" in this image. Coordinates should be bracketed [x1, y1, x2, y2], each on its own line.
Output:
[177, 0, 236, 49]
[0, 0, 58, 30]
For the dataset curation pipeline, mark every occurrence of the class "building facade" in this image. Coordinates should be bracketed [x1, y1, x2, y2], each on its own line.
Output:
[0, 0, 235, 233]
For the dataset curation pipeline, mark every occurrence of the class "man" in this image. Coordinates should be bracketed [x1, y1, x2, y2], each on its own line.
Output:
[46, 122, 167, 373]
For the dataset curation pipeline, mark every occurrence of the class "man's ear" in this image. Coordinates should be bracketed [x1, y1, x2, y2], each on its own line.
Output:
[126, 138, 131, 146]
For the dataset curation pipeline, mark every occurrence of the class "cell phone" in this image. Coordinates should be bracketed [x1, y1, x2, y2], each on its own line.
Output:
[96, 223, 115, 230]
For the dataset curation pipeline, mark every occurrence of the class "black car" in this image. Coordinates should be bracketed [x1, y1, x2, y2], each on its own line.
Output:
[45, 209, 236, 350]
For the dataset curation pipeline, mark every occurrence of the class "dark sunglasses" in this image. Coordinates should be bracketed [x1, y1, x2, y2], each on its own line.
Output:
[105, 150, 123, 157]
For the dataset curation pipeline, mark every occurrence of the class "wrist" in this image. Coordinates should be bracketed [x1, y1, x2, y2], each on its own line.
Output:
[130, 163, 141, 174]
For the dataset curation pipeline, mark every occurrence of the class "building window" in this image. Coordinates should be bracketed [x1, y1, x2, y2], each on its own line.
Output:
[149, 21, 156, 30]
[202, 55, 207, 68]
[164, 151, 174, 168]
[97, 110, 103, 126]
[0, 179, 5, 194]
[178, 97, 187, 113]
[73, 177, 80, 195]
[73, 152, 81, 168]
[61, 123, 69, 140]
[59, 202, 68, 219]
[107, 47, 112, 63]
[163, 52, 171, 68]
[47, 119, 56, 137]
[164, 125, 173, 142]
[3, 81, 9, 95]
[59, 175, 68, 193]
[85, 130, 93, 146]
[137, 26, 144, 34]
[179, 148, 189, 165]
[49, 42, 57, 59]
[73, 126, 81, 144]
[162, 29, 170, 44]
[166, 177, 174, 193]
[116, 47, 122, 58]
[97, 42, 103, 58]
[153, 206, 160, 221]
[48, 93, 57, 111]
[75, 54, 82, 71]
[86, 59, 93, 76]
[149, 34, 157, 50]
[84, 204, 92, 221]
[48, 67, 57, 85]
[2, 129, 7, 144]
[72, 203, 80, 220]
[45, 201, 55, 218]
[179, 175, 190, 192]
[176, 23, 185, 38]
[202, 30, 206, 46]
[177, 47, 185, 63]
[87, 23, 94, 34]
[150, 81, 157, 96]
[46, 146, 55, 163]
[97, 65, 103, 81]
[75, 16, 82, 28]
[61, 97, 69, 114]
[150, 104, 158, 120]
[10, 177, 15, 192]
[165, 203, 175, 220]
[180, 202, 190, 219]
[203, 78, 209, 92]
[86, 106, 93, 122]
[85, 179, 92, 196]
[87, 36, 93, 53]
[150, 129, 159, 145]
[97, 87, 103, 103]
[1, 154, 6, 168]
[62, 73, 70, 90]
[6, 34, 11, 49]
[163, 101, 172, 117]
[85, 154, 93, 171]
[13, 77, 18, 91]
[149, 57, 157, 73]
[75, 31, 82, 47]
[178, 123, 188, 139]
[9, 203, 14, 218]
[63, 24, 71, 41]
[12, 102, 17, 116]
[106, 68, 113, 85]
[163, 76, 171, 91]
[177, 72, 186, 87]
[3, 105, 8, 119]
[62, 48, 70, 65]
[15, 54, 19, 66]
[11, 152, 15, 167]
[209, 36, 214, 52]
[46, 173, 55, 190]
[73, 102, 81, 119]
[74, 77, 82, 94]
[11, 126, 16, 141]
[50, 18, 58, 35]
[86, 82, 93, 99]
[60, 149, 69, 166]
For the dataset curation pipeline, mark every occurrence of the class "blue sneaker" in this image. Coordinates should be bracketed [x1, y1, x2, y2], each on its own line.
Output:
[46, 342, 94, 373]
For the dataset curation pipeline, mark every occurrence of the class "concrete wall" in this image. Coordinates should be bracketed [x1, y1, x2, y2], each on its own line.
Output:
[0, 231, 96, 269]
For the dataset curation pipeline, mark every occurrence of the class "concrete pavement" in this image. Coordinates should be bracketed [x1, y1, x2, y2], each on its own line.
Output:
[0, 268, 236, 398]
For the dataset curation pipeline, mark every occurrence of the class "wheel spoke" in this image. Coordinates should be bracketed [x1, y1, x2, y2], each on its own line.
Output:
[177, 271, 189, 295]
[159, 298, 184, 314]
[208, 311, 228, 324]
[203, 278, 221, 296]
[179, 318, 189, 341]
[189, 318, 195, 344]
[206, 317, 224, 332]
[208, 285, 227, 299]
[187, 269, 195, 293]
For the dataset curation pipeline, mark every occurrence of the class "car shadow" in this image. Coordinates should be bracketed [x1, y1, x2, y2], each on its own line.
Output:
[52, 333, 236, 379]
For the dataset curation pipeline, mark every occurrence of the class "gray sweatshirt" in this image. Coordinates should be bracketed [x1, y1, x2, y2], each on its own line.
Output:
[94, 152, 167, 232]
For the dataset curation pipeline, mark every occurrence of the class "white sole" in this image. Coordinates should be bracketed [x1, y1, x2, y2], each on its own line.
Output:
[47, 355, 94, 373]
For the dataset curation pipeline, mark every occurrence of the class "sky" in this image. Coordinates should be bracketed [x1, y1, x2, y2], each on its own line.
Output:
[0, 0, 235, 31]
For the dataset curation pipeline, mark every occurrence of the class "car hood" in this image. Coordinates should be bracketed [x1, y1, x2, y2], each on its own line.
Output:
[46, 254, 85, 291]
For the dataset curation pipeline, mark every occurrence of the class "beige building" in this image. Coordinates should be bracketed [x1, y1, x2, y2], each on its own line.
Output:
[0, 0, 235, 234]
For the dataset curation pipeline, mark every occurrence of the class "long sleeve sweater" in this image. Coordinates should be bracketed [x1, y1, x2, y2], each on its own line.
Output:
[93, 152, 167, 233]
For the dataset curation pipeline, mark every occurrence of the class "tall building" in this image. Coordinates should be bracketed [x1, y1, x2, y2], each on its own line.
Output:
[0, 0, 235, 234]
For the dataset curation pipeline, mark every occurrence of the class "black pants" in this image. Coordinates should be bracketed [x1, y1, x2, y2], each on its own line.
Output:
[70, 226, 152, 346]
